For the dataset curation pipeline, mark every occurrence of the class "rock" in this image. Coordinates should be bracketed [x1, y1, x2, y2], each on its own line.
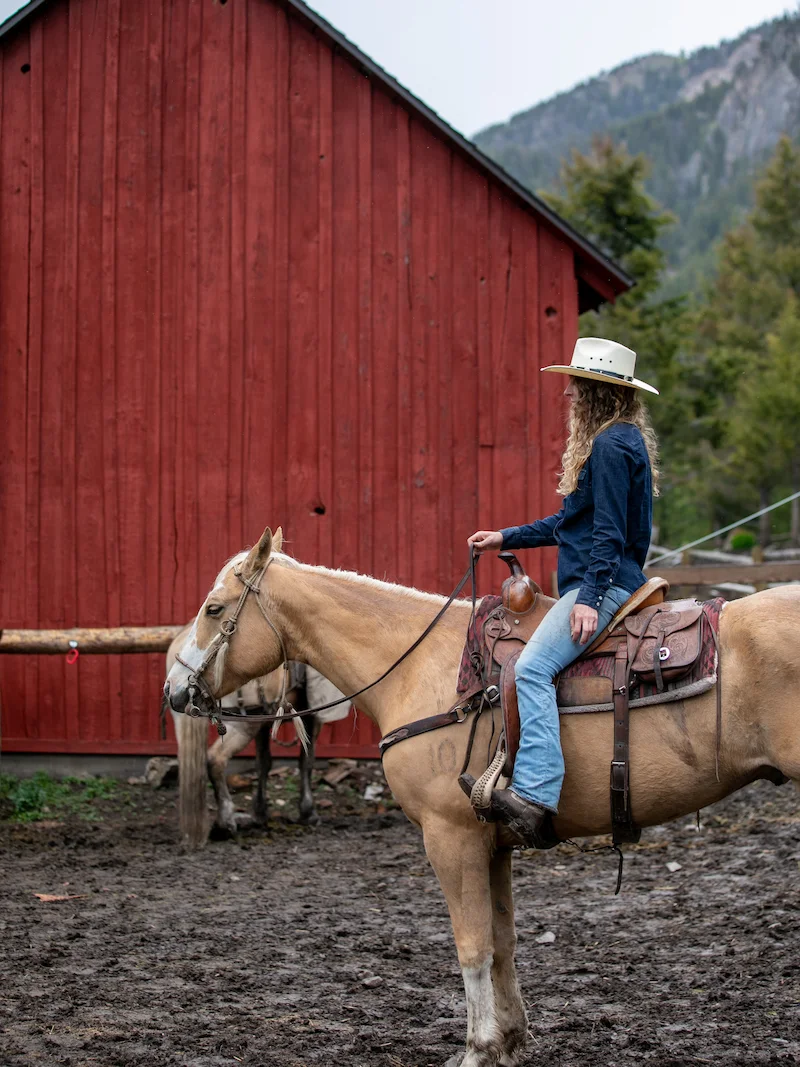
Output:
[144, 757, 179, 789]
[362, 975, 384, 988]
[322, 758, 358, 786]
[535, 931, 556, 944]
[666, 861, 683, 873]
[363, 783, 385, 802]
[225, 773, 253, 793]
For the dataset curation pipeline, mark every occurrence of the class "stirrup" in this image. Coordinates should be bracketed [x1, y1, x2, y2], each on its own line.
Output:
[458, 743, 507, 822]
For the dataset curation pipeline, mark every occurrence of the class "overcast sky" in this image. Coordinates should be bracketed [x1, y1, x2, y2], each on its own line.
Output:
[0, 0, 794, 135]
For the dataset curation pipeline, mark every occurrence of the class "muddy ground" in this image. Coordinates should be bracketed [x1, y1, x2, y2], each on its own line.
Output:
[1, 765, 800, 1067]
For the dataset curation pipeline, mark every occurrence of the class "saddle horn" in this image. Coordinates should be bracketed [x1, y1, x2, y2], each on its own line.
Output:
[498, 552, 541, 614]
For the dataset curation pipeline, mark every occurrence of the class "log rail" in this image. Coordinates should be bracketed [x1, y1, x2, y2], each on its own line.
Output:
[0, 627, 184, 654]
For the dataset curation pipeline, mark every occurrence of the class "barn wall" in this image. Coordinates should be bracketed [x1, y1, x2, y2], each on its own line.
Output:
[0, 0, 577, 756]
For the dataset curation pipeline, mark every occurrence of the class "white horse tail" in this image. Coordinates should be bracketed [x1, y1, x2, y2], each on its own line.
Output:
[174, 709, 209, 850]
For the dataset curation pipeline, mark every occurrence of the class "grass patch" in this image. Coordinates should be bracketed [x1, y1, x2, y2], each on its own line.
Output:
[0, 771, 120, 823]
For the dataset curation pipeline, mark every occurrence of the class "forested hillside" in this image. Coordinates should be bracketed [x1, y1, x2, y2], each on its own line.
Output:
[475, 13, 800, 295]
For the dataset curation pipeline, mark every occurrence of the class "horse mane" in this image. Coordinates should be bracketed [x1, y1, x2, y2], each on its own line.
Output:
[215, 546, 472, 613]
[270, 552, 464, 609]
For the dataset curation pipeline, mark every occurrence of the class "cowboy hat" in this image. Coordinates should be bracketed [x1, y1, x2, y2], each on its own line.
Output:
[542, 337, 658, 395]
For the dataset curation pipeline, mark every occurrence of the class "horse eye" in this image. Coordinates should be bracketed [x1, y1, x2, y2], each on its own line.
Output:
[206, 604, 224, 617]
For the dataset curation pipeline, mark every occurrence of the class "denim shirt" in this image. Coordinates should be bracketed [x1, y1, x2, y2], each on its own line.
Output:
[500, 422, 652, 608]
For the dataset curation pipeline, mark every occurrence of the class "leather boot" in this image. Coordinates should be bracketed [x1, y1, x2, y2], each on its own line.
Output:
[490, 789, 552, 849]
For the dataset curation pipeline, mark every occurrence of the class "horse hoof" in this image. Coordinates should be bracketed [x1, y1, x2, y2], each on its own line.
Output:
[208, 822, 236, 841]
[299, 810, 320, 827]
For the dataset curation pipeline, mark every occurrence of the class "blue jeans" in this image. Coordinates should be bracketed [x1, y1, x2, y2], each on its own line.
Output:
[511, 584, 631, 812]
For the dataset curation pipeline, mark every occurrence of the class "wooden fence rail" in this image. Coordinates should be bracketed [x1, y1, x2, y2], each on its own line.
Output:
[0, 626, 184, 654]
[645, 562, 800, 586]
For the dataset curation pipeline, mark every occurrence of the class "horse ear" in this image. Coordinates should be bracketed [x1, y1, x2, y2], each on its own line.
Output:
[272, 526, 283, 553]
[242, 527, 273, 580]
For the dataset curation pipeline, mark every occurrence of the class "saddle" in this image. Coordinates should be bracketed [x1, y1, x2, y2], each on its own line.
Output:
[460, 553, 719, 847]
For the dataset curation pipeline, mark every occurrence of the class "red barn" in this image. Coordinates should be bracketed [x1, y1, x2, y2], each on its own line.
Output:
[0, 0, 630, 760]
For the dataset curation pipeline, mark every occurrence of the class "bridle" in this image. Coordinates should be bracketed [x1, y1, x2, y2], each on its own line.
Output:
[172, 552, 479, 735]
[175, 559, 292, 735]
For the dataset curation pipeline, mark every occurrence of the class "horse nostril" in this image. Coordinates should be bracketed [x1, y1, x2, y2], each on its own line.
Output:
[163, 680, 170, 699]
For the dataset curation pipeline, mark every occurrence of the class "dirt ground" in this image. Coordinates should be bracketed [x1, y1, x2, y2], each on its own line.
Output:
[2, 765, 800, 1067]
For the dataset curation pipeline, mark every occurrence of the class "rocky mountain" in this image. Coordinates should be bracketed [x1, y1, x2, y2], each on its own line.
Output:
[474, 13, 800, 295]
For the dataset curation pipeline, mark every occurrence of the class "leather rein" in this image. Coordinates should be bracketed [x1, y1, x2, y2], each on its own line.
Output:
[173, 553, 479, 735]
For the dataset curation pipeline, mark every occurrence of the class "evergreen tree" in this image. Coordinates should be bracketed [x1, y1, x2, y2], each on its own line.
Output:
[694, 136, 800, 543]
[542, 137, 691, 542]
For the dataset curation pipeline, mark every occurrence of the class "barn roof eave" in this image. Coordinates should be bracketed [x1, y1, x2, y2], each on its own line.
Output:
[0, 0, 634, 305]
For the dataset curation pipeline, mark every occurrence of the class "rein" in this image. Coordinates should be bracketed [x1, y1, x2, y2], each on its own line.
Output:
[174, 551, 480, 734]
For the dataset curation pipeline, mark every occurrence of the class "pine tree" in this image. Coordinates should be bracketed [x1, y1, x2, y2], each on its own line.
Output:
[542, 137, 690, 542]
[694, 136, 800, 543]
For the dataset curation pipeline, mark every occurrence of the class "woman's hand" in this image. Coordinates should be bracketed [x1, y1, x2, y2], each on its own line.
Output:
[570, 603, 599, 645]
[467, 530, 504, 553]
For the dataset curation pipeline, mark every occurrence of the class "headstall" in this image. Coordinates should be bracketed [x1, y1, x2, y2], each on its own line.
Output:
[172, 552, 480, 735]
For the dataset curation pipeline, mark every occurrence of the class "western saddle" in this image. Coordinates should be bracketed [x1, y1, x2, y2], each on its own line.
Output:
[470, 552, 708, 847]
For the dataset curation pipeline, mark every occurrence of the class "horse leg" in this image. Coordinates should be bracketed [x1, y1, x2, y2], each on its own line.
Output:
[423, 818, 503, 1067]
[489, 848, 528, 1066]
[298, 717, 321, 825]
[253, 724, 272, 824]
[207, 722, 259, 836]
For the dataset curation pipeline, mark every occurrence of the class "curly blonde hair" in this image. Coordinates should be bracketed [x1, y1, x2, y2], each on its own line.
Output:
[557, 377, 660, 497]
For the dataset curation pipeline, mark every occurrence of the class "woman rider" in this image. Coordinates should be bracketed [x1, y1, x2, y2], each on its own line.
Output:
[467, 337, 659, 847]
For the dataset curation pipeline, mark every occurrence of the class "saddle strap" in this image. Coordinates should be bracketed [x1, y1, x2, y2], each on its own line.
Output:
[610, 641, 641, 845]
[378, 705, 470, 756]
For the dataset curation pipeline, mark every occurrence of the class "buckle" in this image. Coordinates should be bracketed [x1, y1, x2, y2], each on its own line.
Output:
[484, 684, 500, 704]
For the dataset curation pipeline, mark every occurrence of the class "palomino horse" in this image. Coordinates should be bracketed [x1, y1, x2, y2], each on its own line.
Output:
[165, 527, 797, 1067]
[166, 624, 346, 848]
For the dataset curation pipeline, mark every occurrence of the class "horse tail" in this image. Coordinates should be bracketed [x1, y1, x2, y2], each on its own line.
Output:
[175, 709, 209, 850]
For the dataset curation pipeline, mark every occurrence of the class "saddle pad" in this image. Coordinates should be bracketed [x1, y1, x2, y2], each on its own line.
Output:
[457, 595, 504, 695]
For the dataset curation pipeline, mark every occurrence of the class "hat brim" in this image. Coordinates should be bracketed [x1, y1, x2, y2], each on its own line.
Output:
[541, 364, 659, 396]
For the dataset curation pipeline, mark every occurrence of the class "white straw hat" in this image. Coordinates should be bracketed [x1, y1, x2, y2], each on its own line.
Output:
[542, 337, 658, 395]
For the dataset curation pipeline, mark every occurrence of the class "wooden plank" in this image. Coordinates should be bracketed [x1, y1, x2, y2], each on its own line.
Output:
[0, 627, 185, 654]
[286, 20, 320, 563]
[143, 0, 167, 745]
[370, 89, 398, 582]
[196, 0, 233, 577]
[436, 148, 454, 589]
[270, 7, 291, 532]
[228, 0, 247, 551]
[449, 158, 480, 569]
[242, 0, 277, 542]
[179, 0, 202, 603]
[536, 227, 568, 591]
[62, 0, 82, 744]
[37, 3, 70, 743]
[159, 0, 184, 625]
[408, 119, 439, 592]
[475, 178, 492, 596]
[646, 563, 800, 584]
[356, 71, 374, 576]
[330, 53, 360, 573]
[316, 41, 334, 565]
[490, 199, 527, 595]
[100, 0, 123, 742]
[523, 212, 540, 540]
[74, 0, 111, 744]
[0, 27, 31, 743]
[395, 106, 412, 587]
[115, 0, 151, 746]
[24, 20, 44, 743]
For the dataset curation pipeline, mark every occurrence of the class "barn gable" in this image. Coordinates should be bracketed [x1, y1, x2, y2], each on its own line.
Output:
[0, 0, 631, 757]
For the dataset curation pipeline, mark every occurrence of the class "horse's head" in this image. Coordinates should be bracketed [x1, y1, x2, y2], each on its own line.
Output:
[165, 526, 286, 717]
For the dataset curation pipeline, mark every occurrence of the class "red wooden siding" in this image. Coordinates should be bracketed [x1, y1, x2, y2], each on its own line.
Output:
[0, 0, 585, 757]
